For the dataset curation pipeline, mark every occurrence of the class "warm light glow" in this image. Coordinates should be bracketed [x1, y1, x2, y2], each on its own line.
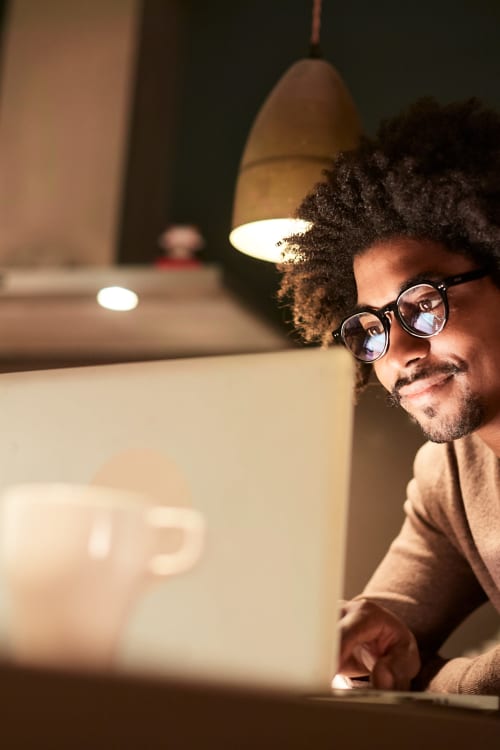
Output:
[229, 218, 312, 263]
[331, 673, 354, 690]
[96, 286, 139, 311]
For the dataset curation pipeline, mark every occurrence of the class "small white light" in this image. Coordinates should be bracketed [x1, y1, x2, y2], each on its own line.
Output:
[96, 286, 139, 312]
[229, 218, 311, 263]
[331, 673, 354, 690]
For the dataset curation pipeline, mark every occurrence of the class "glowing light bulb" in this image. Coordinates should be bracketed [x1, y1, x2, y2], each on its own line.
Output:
[229, 218, 311, 263]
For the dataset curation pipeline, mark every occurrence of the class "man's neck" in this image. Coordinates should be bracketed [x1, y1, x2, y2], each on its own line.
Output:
[475, 419, 500, 457]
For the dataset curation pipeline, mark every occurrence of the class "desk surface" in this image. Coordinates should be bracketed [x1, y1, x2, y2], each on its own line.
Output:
[0, 662, 498, 749]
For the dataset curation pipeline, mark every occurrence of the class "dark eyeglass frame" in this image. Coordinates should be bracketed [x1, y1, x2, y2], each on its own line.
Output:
[332, 267, 489, 363]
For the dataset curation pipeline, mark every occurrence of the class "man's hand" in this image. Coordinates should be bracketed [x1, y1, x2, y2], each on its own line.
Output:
[337, 598, 421, 690]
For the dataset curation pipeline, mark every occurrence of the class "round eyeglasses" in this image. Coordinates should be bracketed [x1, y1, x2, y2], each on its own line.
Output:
[332, 267, 488, 363]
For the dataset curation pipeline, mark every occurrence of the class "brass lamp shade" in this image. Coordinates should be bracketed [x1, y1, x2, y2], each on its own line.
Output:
[230, 58, 362, 262]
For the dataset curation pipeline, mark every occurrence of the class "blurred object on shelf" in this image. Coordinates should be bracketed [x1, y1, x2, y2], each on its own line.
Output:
[156, 224, 205, 269]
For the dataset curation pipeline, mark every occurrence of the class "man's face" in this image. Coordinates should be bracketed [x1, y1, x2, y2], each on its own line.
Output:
[353, 237, 500, 444]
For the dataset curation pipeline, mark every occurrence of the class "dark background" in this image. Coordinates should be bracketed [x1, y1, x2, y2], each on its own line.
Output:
[2, 0, 500, 332]
[118, 0, 500, 329]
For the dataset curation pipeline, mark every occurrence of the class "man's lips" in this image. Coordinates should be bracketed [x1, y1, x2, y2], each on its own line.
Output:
[388, 363, 466, 407]
[397, 372, 455, 400]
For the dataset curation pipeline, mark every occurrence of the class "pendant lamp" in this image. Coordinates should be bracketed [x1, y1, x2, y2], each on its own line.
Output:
[229, 0, 362, 263]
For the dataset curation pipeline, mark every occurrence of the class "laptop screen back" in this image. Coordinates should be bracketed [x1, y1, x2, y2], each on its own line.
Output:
[0, 348, 353, 692]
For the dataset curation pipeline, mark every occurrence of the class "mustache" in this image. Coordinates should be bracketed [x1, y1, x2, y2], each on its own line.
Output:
[386, 362, 467, 407]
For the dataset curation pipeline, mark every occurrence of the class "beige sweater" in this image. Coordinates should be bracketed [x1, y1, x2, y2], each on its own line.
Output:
[362, 433, 500, 695]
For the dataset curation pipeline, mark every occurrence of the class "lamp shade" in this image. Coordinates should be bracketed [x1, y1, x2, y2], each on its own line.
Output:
[230, 58, 362, 262]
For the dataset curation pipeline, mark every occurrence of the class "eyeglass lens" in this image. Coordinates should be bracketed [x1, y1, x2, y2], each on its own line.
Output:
[342, 283, 447, 362]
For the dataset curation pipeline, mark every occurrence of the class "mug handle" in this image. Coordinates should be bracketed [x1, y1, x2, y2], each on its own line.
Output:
[146, 506, 205, 577]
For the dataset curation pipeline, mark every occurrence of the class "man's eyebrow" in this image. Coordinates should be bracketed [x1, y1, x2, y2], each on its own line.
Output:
[397, 271, 439, 293]
[354, 271, 442, 312]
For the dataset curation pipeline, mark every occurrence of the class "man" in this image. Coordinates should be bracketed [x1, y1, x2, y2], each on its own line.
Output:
[278, 98, 500, 695]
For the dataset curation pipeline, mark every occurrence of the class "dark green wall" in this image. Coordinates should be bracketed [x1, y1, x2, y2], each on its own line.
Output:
[167, 0, 500, 327]
[3, 0, 500, 330]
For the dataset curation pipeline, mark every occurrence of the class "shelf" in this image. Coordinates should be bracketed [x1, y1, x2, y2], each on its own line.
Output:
[0, 264, 291, 371]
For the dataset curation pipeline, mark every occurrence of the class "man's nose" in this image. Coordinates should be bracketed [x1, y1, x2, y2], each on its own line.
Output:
[385, 313, 431, 368]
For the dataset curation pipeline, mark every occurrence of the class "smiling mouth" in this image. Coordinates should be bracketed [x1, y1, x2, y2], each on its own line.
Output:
[398, 372, 455, 401]
[390, 362, 466, 407]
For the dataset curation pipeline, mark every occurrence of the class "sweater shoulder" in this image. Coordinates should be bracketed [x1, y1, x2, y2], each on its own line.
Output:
[412, 434, 493, 490]
[409, 434, 499, 533]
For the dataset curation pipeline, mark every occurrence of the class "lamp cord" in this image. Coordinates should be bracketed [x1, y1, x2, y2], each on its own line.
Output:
[309, 0, 322, 58]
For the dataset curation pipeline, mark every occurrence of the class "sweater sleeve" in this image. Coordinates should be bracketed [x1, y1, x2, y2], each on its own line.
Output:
[361, 441, 499, 695]
[414, 647, 500, 695]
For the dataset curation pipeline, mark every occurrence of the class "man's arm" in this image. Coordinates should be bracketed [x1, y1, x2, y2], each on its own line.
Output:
[338, 440, 500, 694]
[413, 646, 500, 694]
[338, 597, 500, 695]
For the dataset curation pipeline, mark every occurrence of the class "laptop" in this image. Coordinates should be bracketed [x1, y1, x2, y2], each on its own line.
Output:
[0, 348, 354, 694]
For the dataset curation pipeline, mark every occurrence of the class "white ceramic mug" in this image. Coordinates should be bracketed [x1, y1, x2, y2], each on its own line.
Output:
[0, 483, 205, 669]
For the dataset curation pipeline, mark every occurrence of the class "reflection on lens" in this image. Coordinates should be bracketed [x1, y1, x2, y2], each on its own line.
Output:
[342, 312, 387, 362]
[398, 284, 446, 336]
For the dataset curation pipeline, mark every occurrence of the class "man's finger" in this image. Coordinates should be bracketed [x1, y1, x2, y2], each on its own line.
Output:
[371, 641, 420, 690]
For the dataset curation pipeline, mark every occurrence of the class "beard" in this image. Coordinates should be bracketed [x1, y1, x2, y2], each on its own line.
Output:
[386, 361, 485, 443]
